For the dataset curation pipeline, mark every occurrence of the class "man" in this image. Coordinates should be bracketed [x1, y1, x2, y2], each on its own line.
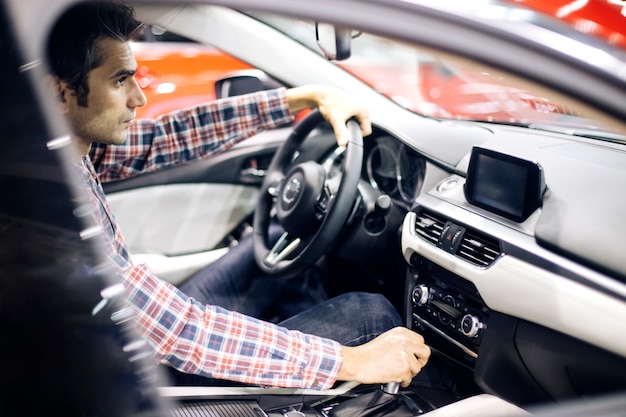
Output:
[46, 0, 430, 389]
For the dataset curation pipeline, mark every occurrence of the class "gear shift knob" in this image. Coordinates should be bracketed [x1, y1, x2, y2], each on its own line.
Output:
[382, 382, 399, 395]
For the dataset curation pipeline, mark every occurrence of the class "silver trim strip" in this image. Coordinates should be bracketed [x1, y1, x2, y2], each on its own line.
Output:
[266, 232, 301, 266]
[413, 314, 478, 359]
[158, 380, 360, 399]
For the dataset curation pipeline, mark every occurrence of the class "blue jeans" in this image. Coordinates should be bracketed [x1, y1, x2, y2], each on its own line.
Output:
[178, 221, 402, 339]
[278, 292, 402, 346]
[179, 224, 329, 322]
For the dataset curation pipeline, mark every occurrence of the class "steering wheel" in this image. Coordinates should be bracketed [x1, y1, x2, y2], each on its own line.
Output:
[253, 109, 364, 278]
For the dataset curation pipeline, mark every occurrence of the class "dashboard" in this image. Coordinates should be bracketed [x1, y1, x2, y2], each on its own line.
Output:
[321, 122, 626, 406]
[396, 126, 626, 405]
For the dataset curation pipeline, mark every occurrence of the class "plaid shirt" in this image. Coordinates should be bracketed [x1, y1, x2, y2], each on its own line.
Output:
[76, 89, 342, 389]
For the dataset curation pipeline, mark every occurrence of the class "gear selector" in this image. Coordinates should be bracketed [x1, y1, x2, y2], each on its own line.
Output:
[382, 382, 400, 395]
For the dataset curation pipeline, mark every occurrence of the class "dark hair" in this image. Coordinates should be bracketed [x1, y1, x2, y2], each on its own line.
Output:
[46, 1, 144, 107]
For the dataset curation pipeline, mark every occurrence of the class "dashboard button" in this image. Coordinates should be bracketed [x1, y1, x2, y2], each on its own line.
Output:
[412, 285, 430, 305]
[461, 314, 483, 338]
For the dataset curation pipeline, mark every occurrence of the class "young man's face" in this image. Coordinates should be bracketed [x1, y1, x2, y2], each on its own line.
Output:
[63, 37, 147, 152]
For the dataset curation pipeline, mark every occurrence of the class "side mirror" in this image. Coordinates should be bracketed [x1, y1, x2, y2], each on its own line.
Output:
[214, 70, 282, 99]
[315, 23, 352, 61]
[213, 70, 293, 127]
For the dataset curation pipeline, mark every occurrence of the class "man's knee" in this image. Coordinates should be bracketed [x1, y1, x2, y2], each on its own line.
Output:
[333, 292, 402, 325]
[334, 291, 388, 307]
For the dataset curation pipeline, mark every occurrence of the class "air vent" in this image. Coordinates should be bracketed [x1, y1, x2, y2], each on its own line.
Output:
[412, 209, 501, 267]
[457, 229, 501, 266]
[414, 210, 447, 245]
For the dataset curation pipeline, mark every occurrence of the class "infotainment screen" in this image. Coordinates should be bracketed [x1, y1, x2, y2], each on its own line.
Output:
[464, 147, 546, 222]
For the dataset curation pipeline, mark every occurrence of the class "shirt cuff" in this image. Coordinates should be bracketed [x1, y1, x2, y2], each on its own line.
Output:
[302, 333, 343, 389]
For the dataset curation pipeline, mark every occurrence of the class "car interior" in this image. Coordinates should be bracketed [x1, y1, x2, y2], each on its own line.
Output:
[1, 0, 626, 416]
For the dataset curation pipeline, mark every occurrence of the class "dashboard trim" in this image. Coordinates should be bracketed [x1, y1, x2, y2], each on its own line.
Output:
[424, 181, 626, 299]
[402, 208, 626, 359]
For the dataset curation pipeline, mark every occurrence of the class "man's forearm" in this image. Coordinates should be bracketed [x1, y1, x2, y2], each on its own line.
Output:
[285, 85, 325, 114]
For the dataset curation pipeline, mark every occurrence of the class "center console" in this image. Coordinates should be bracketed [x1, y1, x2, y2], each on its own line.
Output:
[405, 254, 490, 377]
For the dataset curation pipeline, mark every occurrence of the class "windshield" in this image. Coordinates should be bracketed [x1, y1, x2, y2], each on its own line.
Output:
[248, 12, 626, 144]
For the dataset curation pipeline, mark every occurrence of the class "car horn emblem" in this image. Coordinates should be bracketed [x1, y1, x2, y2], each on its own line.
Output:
[282, 176, 302, 206]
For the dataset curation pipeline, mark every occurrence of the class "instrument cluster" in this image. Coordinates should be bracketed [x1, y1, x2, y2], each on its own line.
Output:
[365, 135, 426, 207]
[321, 134, 426, 208]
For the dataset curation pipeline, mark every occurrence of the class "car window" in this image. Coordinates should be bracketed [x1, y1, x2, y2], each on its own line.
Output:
[135, 13, 625, 143]
[246, 12, 625, 142]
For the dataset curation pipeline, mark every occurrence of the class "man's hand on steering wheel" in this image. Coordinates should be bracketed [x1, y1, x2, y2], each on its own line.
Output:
[285, 85, 372, 145]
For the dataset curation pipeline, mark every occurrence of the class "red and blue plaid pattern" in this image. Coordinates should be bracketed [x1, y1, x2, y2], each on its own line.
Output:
[74, 89, 342, 389]
[91, 89, 294, 181]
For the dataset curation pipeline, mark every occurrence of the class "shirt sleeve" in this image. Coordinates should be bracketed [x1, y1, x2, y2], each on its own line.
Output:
[91, 88, 294, 182]
[123, 263, 343, 389]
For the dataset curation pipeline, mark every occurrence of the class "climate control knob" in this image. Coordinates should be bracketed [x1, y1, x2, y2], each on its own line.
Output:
[461, 314, 483, 338]
[412, 285, 430, 306]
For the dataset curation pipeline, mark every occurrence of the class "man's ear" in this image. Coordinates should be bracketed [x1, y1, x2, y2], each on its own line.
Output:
[43, 74, 69, 113]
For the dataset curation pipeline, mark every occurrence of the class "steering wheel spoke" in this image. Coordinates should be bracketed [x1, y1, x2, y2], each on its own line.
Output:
[325, 173, 342, 195]
[264, 232, 302, 267]
[266, 177, 284, 218]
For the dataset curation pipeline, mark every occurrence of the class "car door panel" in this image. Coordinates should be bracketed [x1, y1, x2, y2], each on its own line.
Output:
[108, 183, 256, 284]
[103, 130, 288, 283]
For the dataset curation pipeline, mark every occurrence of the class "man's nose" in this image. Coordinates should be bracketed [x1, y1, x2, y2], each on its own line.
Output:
[129, 77, 147, 108]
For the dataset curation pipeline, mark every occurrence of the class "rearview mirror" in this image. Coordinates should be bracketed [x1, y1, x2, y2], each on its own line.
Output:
[315, 22, 352, 61]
